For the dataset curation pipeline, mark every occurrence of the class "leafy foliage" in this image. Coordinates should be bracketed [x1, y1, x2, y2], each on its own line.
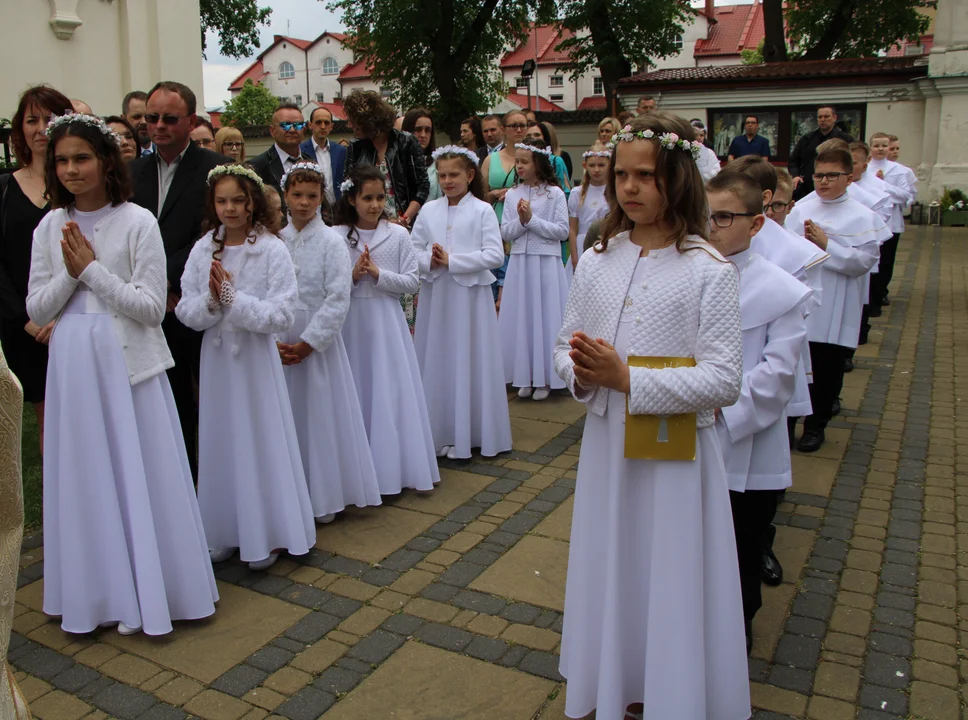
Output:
[219, 79, 278, 127]
[742, 39, 766, 65]
[200, 0, 272, 59]
[940, 186, 967, 210]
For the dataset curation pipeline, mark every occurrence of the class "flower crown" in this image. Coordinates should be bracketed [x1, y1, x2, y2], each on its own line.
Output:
[339, 178, 354, 194]
[207, 164, 265, 190]
[431, 145, 480, 167]
[280, 161, 323, 190]
[514, 142, 553, 158]
[608, 126, 702, 161]
[46, 113, 123, 148]
[582, 149, 612, 159]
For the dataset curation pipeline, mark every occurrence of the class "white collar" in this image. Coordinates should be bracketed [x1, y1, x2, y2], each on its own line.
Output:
[158, 143, 190, 168]
[274, 143, 301, 167]
[820, 192, 849, 205]
[312, 138, 330, 153]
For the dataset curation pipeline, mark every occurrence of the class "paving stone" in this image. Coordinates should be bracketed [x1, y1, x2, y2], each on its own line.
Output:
[278, 584, 332, 610]
[768, 665, 814, 695]
[858, 684, 908, 715]
[380, 613, 425, 636]
[263, 667, 311, 695]
[322, 595, 363, 619]
[273, 687, 336, 720]
[438, 561, 486, 588]
[774, 634, 822, 669]
[245, 647, 294, 674]
[284, 613, 342, 645]
[465, 636, 511, 662]
[50, 664, 101, 693]
[75, 676, 115, 702]
[361, 567, 400, 587]
[785, 616, 827, 638]
[91, 682, 159, 719]
[211, 665, 268, 698]
[452, 590, 507, 615]
[15, 647, 74, 680]
[379, 549, 425, 573]
[501, 602, 543, 625]
[419, 582, 460, 603]
[347, 630, 405, 664]
[869, 632, 913, 657]
[908, 681, 961, 720]
[312, 667, 362, 696]
[518, 650, 564, 681]
[414, 623, 474, 652]
[250, 575, 293, 597]
[863, 652, 910, 689]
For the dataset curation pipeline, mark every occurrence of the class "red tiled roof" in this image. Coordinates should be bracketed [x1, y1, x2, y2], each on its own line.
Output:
[505, 88, 564, 112]
[309, 102, 347, 121]
[275, 35, 313, 51]
[209, 111, 222, 130]
[229, 60, 269, 91]
[885, 34, 933, 57]
[694, 1, 765, 58]
[501, 24, 576, 68]
[338, 58, 372, 80]
[577, 96, 607, 110]
[620, 56, 926, 87]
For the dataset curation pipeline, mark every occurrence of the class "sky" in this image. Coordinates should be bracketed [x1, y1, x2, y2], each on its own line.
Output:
[202, 0, 344, 109]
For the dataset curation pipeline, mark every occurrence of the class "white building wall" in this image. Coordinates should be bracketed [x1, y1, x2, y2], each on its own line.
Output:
[306, 37, 355, 103]
[260, 43, 310, 105]
[3, 0, 203, 118]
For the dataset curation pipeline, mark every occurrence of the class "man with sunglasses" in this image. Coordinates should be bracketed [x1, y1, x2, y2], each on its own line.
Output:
[129, 80, 233, 478]
[248, 104, 315, 189]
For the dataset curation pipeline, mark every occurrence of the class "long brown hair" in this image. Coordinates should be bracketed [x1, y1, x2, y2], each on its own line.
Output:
[433, 151, 486, 201]
[333, 164, 391, 247]
[12, 86, 73, 166]
[598, 111, 708, 252]
[44, 119, 132, 208]
[203, 172, 272, 259]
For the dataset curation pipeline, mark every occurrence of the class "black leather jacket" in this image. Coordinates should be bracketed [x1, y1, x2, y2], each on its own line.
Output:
[344, 129, 430, 214]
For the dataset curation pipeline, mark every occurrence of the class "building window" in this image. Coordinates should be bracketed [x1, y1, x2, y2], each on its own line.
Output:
[549, 75, 564, 88]
[279, 61, 296, 80]
[294, 94, 303, 106]
[516, 77, 529, 88]
[316, 93, 325, 103]
[276, 96, 291, 104]
[673, 34, 683, 51]
[322, 57, 340, 75]
[593, 77, 604, 95]
[380, 86, 392, 98]
[549, 94, 564, 102]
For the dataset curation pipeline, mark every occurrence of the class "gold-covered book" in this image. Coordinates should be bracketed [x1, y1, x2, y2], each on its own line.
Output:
[625, 356, 697, 461]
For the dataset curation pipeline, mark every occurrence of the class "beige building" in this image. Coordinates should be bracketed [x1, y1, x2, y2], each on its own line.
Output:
[2, 0, 204, 118]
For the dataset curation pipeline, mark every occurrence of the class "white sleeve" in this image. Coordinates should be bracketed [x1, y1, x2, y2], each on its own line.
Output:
[449, 207, 505, 273]
[554, 255, 596, 403]
[26, 222, 80, 326]
[524, 189, 570, 244]
[410, 207, 434, 276]
[301, 239, 351, 352]
[374, 231, 420, 296]
[225, 244, 297, 334]
[823, 238, 879, 278]
[175, 240, 223, 331]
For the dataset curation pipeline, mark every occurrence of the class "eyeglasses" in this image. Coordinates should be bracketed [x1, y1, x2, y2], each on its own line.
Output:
[504, 123, 527, 131]
[812, 172, 847, 183]
[765, 201, 790, 213]
[145, 114, 186, 125]
[279, 121, 308, 132]
[193, 138, 215, 148]
[222, 141, 243, 149]
[709, 211, 756, 228]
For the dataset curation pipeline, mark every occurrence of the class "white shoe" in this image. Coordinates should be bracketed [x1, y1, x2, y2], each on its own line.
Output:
[209, 547, 235, 563]
[316, 514, 337, 525]
[249, 553, 279, 571]
[532, 387, 551, 401]
[446, 446, 464, 460]
[437, 446, 453, 458]
[117, 622, 142, 636]
[517, 386, 534, 399]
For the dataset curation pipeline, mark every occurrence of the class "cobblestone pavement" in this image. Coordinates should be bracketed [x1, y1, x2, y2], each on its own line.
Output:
[9, 225, 964, 719]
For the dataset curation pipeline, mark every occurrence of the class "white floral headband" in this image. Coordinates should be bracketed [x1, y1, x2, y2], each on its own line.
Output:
[207, 164, 265, 190]
[608, 126, 702, 161]
[431, 145, 480, 167]
[46, 113, 123, 147]
[582, 149, 612, 159]
[514, 142, 553, 158]
[281, 161, 323, 190]
[339, 178, 354, 194]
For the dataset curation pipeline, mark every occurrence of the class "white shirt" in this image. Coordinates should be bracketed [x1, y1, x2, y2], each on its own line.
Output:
[275, 143, 302, 178]
[157, 143, 190, 212]
[312, 138, 336, 207]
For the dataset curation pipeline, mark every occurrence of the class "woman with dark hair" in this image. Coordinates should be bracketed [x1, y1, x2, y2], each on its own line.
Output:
[104, 116, 139, 161]
[524, 122, 572, 195]
[460, 117, 488, 162]
[0, 85, 73, 454]
[402, 107, 442, 202]
[343, 91, 429, 227]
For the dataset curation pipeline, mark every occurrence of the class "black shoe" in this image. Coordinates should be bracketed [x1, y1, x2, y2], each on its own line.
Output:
[788, 423, 796, 449]
[858, 328, 869, 346]
[868, 304, 882, 318]
[746, 630, 753, 656]
[882, 296, 891, 306]
[762, 549, 783, 586]
[798, 429, 825, 453]
[843, 357, 853, 373]
[831, 397, 841, 416]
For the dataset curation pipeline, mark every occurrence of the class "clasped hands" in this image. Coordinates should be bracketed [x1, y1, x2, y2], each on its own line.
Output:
[430, 243, 449, 269]
[61, 221, 95, 279]
[352, 244, 380, 283]
[208, 260, 235, 306]
[568, 331, 630, 393]
[277, 340, 313, 366]
[516, 199, 532, 224]
[803, 219, 829, 250]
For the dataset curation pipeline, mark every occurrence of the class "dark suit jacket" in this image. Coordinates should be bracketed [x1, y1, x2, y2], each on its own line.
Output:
[129, 142, 233, 292]
[299, 138, 347, 202]
[248, 144, 315, 189]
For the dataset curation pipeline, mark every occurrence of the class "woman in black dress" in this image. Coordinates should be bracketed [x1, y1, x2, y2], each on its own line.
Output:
[0, 86, 73, 452]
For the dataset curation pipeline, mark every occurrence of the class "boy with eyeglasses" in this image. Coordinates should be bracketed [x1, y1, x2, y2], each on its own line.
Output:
[784, 147, 892, 452]
[706, 172, 811, 655]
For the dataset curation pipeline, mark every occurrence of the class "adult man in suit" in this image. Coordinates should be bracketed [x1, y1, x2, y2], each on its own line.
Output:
[300, 106, 346, 208]
[129, 81, 232, 477]
[248, 103, 314, 189]
[788, 105, 853, 200]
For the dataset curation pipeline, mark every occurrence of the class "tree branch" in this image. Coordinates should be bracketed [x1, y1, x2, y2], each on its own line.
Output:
[761, 0, 788, 62]
[800, 0, 858, 60]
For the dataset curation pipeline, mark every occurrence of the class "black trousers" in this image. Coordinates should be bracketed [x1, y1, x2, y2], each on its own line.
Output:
[730, 489, 781, 630]
[805, 342, 850, 433]
[163, 312, 202, 479]
[870, 233, 900, 305]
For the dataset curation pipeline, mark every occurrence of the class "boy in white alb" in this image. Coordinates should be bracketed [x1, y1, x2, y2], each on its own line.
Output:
[707, 172, 811, 654]
[785, 147, 892, 453]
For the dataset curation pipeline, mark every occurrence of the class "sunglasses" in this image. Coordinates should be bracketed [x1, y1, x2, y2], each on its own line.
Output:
[145, 114, 186, 125]
[279, 121, 308, 131]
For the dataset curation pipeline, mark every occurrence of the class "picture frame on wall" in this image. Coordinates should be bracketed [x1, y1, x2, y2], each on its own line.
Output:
[710, 110, 779, 159]
[789, 108, 864, 154]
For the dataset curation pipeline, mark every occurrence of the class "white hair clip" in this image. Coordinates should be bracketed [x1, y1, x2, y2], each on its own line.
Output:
[339, 178, 354, 194]
[431, 145, 480, 167]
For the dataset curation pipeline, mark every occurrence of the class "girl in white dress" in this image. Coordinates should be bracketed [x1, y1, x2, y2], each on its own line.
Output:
[176, 165, 315, 571]
[566, 143, 611, 284]
[335, 165, 440, 494]
[555, 112, 751, 720]
[499, 139, 570, 402]
[411, 146, 512, 460]
[277, 162, 382, 521]
[28, 114, 217, 636]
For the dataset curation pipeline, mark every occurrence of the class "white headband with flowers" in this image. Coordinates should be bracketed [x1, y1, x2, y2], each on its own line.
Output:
[514, 142, 553, 158]
[608, 125, 702, 160]
[339, 178, 354, 194]
[46, 113, 123, 147]
[281, 161, 324, 190]
[431, 145, 480, 167]
[207, 164, 265, 190]
[582, 149, 612, 159]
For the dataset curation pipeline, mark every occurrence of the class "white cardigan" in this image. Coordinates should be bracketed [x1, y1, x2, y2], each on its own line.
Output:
[502, 184, 569, 256]
[335, 222, 419, 299]
[411, 194, 505, 287]
[176, 228, 297, 336]
[555, 232, 742, 426]
[27, 203, 173, 385]
[280, 217, 351, 352]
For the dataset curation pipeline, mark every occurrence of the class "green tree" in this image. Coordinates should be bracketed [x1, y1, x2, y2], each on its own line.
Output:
[200, 0, 272, 59]
[325, 0, 555, 139]
[555, 0, 691, 113]
[742, 39, 766, 65]
[219, 79, 278, 127]
[763, 0, 933, 62]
